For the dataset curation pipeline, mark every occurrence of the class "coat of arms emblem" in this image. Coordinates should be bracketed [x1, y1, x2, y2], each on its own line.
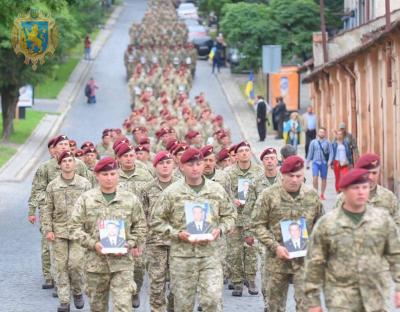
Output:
[11, 8, 58, 70]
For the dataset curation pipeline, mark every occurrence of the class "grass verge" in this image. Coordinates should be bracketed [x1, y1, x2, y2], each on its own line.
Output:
[0, 110, 47, 167]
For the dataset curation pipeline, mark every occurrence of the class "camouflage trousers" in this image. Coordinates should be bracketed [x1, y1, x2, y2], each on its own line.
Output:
[40, 226, 52, 280]
[133, 254, 144, 293]
[264, 269, 305, 312]
[146, 244, 174, 312]
[227, 227, 258, 284]
[218, 236, 228, 280]
[52, 238, 84, 303]
[86, 270, 136, 312]
[170, 256, 223, 312]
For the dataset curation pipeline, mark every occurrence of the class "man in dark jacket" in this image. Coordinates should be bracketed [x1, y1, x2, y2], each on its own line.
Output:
[273, 96, 287, 139]
[256, 95, 269, 141]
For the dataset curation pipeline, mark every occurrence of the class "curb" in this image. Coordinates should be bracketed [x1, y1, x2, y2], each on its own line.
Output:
[0, 5, 124, 182]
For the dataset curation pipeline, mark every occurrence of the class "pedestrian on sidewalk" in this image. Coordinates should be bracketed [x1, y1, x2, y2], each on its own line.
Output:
[338, 122, 359, 162]
[306, 127, 333, 200]
[85, 78, 98, 104]
[272, 96, 287, 139]
[284, 112, 301, 151]
[302, 105, 317, 158]
[84, 34, 91, 60]
[256, 95, 271, 142]
[331, 129, 353, 193]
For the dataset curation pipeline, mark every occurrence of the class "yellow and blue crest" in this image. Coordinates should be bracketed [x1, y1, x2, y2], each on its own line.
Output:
[11, 8, 58, 70]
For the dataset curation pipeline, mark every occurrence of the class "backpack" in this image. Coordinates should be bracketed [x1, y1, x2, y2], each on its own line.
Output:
[84, 84, 90, 97]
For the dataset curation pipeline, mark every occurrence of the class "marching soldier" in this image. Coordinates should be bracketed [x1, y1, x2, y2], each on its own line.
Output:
[141, 151, 177, 312]
[69, 157, 147, 312]
[224, 141, 262, 296]
[42, 151, 91, 312]
[251, 156, 323, 312]
[305, 169, 400, 311]
[152, 148, 236, 311]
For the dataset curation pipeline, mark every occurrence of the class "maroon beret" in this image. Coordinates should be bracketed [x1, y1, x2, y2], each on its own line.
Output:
[212, 115, 223, 123]
[94, 157, 118, 173]
[156, 127, 170, 139]
[228, 144, 237, 154]
[69, 140, 77, 147]
[112, 137, 130, 151]
[74, 149, 85, 157]
[355, 153, 380, 170]
[138, 137, 150, 145]
[339, 169, 370, 189]
[80, 141, 95, 151]
[216, 148, 229, 162]
[48, 137, 56, 148]
[135, 145, 150, 153]
[260, 147, 277, 160]
[116, 143, 134, 158]
[153, 151, 172, 167]
[180, 148, 204, 164]
[201, 145, 214, 158]
[58, 151, 74, 165]
[52, 135, 69, 147]
[234, 141, 251, 153]
[185, 130, 200, 141]
[172, 143, 189, 156]
[84, 147, 97, 155]
[280, 155, 304, 174]
[166, 139, 179, 152]
[114, 128, 122, 134]
[102, 129, 111, 138]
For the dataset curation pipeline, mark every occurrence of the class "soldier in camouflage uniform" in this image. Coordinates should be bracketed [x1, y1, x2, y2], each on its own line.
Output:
[243, 147, 281, 306]
[304, 169, 400, 312]
[96, 129, 114, 158]
[42, 151, 91, 312]
[224, 141, 262, 296]
[141, 151, 177, 312]
[69, 157, 147, 312]
[28, 135, 90, 289]
[251, 156, 323, 312]
[114, 143, 152, 308]
[152, 148, 236, 312]
[334, 153, 400, 227]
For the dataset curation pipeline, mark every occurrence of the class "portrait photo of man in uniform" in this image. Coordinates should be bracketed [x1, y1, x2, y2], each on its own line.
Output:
[185, 203, 212, 235]
[238, 179, 251, 204]
[281, 220, 308, 258]
[99, 220, 126, 248]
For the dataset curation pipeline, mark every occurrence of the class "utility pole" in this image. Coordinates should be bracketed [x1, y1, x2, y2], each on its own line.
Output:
[319, 0, 328, 63]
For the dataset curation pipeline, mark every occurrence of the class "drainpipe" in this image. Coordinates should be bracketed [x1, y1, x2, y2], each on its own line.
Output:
[386, 0, 392, 87]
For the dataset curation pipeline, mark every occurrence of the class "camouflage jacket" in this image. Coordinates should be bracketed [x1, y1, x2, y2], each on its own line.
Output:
[28, 158, 90, 216]
[335, 185, 400, 228]
[304, 205, 400, 310]
[204, 169, 225, 186]
[243, 171, 282, 233]
[95, 143, 114, 158]
[117, 165, 153, 195]
[251, 183, 324, 273]
[42, 174, 91, 239]
[152, 178, 237, 258]
[140, 176, 179, 246]
[224, 162, 263, 226]
[69, 188, 147, 273]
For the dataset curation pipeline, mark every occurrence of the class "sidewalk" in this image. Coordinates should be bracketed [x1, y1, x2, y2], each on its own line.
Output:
[216, 68, 337, 211]
[0, 5, 124, 182]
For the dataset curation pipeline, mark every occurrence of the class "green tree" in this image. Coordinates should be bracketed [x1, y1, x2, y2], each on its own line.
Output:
[199, 0, 269, 19]
[220, 2, 272, 70]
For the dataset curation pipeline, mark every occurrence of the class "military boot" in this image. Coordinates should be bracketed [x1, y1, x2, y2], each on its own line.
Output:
[52, 286, 58, 298]
[231, 284, 243, 297]
[227, 281, 234, 290]
[57, 303, 70, 312]
[132, 294, 140, 308]
[42, 279, 54, 289]
[247, 280, 258, 295]
[197, 306, 203, 311]
[73, 294, 84, 309]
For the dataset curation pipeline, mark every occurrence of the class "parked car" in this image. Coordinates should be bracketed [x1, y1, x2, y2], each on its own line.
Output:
[187, 25, 213, 59]
[177, 3, 198, 19]
[183, 18, 201, 27]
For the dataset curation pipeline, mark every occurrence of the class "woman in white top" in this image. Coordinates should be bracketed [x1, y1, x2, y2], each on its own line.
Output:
[331, 129, 353, 192]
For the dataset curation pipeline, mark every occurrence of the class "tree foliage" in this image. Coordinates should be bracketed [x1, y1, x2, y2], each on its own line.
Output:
[220, 0, 321, 70]
[0, 0, 104, 141]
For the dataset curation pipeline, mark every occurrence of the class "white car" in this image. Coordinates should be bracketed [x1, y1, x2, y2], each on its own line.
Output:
[177, 3, 198, 20]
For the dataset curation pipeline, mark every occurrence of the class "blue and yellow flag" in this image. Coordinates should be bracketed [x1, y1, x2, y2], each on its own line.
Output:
[245, 71, 255, 105]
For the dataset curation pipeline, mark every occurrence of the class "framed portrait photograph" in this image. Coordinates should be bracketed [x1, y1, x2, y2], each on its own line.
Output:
[280, 218, 309, 258]
[237, 178, 251, 205]
[184, 201, 213, 242]
[98, 219, 127, 254]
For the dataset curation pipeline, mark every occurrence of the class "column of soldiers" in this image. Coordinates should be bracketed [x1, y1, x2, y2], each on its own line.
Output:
[27, 1, 400, 312]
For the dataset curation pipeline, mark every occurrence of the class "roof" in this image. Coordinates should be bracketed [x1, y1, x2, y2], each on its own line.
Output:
[303, 19, 400, 83]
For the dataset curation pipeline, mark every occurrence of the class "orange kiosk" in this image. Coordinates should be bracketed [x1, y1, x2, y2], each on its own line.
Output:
[269, 66, 300, 110]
